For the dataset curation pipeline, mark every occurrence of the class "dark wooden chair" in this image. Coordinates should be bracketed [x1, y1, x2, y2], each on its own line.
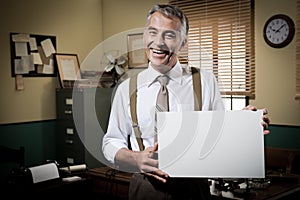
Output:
[0, 145, 25, 167]
[0, 145, 26, 196]
[265, 146, 298, 174]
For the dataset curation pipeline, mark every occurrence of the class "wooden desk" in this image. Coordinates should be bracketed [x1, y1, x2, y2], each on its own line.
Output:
[250, 176, 300, 200]
[252, 183, 300, 199]
[88, 167, 132, 200]
[212, 175, 300, 200]
[88, 167, 300, 200]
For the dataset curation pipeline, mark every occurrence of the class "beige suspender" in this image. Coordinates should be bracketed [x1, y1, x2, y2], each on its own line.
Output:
[129, 67, 202, 151]
[191, 67, 202, 111]
[129, 74, 145, 151]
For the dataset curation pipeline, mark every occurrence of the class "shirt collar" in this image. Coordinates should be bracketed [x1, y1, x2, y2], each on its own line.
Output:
[145, 60, 183, 87]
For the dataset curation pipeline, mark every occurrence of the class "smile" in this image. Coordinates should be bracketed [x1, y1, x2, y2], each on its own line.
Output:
[150, 48, 170, 55]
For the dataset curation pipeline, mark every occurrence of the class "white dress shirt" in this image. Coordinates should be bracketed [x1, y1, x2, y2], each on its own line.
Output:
[102, 61, 224, 164]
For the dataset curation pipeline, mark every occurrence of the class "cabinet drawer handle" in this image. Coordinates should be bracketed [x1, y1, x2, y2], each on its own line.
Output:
[65, 98, 73, 105]
[64, 110, 72, 115]
[66, 128, 74, 135]
[67, 157, 74, 164]
[65, 139, 73, 144]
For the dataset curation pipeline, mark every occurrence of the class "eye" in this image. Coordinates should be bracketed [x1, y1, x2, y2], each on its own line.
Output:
[164, 32, 176, 40]
[147, 28, 158, 36]
[149, 31, 157, 35]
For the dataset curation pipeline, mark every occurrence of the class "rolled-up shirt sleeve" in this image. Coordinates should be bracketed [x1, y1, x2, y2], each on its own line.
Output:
[102, 80, 132, 164]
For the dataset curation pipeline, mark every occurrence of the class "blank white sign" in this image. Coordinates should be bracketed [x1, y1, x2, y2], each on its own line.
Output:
[157, 110, 265, 178]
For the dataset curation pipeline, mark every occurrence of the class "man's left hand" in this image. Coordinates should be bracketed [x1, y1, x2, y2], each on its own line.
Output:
[243, 105, 270, 135]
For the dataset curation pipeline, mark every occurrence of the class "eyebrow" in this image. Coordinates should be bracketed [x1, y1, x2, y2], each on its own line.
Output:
[147, 26, 158, 31]
[147, 26, 177, 35]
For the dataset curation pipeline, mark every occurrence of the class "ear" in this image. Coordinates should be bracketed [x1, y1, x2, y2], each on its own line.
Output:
[181, 40, 186, 47]
[179, 39, 187, 51]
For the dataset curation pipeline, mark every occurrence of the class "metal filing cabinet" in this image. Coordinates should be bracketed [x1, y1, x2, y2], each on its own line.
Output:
[56, 87, 114, 168]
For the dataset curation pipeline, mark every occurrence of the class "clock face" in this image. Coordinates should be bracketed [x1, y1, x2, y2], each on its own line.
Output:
[263, 14, 295, 48]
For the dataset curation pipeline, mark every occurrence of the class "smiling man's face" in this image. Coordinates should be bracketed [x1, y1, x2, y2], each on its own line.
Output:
[144, 12, 185, 74]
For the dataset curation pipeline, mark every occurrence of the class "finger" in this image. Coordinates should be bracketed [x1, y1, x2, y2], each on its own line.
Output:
[261, 121, 268, 129]
[153, 142, 158, 151]
[146, 144, 157, 153]
[148, 151, 158, 160]
[144, 169, 169, 181]
[243, 105, 257, 111]
[141, 164, 159, 174]
[262, 108, 268, 115]
[263, 129, 270, 135]
[147, 142, 158, 159]
[261, 121, 270, 135]
[144, 172, 168, 183]
[263, 116, 270, 124]
[153, 169, 169, 179]
[140, 155, 158, 169]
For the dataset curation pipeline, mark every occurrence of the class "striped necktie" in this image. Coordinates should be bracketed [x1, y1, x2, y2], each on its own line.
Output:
[154, 75, 169, 141]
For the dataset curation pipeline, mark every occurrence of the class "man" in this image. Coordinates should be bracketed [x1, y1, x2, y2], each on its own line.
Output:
[102, 4, 270, 200]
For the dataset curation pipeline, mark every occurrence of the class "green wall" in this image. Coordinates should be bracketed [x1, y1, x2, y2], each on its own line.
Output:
[0, 122, 299, 167]
[0, 120, 56, 166]
[0, 120, 56, 185]
[265, 125, 300, 151]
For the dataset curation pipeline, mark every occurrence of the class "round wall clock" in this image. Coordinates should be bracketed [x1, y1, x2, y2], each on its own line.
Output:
[263, 14, 295, 48]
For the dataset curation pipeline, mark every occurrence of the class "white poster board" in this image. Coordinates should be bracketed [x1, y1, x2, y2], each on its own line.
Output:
[157, 110, 265, 178]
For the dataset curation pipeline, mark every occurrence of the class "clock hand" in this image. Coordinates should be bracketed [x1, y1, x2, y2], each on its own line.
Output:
[275, 24, 286, 33]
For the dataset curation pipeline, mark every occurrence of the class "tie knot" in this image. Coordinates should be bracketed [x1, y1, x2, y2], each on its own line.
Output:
[157, 75, 169, 86]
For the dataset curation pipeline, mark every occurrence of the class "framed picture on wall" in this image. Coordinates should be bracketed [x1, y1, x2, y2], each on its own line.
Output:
[127, 33, 148, 68]
[54, 53, 81, 88]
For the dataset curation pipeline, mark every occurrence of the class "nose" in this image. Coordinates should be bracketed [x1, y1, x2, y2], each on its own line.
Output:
[153, 33, 165, 46]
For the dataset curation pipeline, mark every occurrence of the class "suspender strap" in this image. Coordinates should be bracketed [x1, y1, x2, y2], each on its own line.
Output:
[129, 74, 145, 151]
[129, 67, 202, 151]
[192, 67, 202, 111]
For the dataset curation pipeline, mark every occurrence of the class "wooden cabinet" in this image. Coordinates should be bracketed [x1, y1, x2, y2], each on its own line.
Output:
[56, 88, 113, 168]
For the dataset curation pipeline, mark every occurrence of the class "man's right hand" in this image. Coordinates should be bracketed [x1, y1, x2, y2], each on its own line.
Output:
[115, 142, 169, 183]
[140, 142, 169, 183]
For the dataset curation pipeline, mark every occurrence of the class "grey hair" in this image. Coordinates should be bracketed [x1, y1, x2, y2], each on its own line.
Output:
[146, 4, 189, 41]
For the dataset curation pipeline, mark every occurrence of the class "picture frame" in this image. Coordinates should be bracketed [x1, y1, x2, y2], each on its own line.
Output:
[127, 33, 148, 68]
[54, 53, 81, 88]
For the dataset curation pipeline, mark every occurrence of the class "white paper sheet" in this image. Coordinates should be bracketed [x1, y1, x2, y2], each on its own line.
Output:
[15, 42, 28, 57]
[40, 38, 56, 57]
[29, 163, 60, 183]
[29, 37, 38, 51]
[43, 59, 54, 74]
[12, 33, 30, 42]
[157, 110, 265, 178]
[31, 52, 43, 65]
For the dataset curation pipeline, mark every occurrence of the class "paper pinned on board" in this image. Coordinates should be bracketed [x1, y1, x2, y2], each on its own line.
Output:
[40, 38, 56, 57]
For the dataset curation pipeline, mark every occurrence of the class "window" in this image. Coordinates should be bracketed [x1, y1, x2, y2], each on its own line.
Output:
[169, 0, 255, 109]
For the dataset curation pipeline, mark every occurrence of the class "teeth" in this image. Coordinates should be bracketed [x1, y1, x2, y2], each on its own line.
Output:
[152, 49, 164, 54]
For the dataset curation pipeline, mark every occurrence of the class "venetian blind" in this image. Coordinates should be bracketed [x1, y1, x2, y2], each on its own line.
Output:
[296, 1, 300, 100]
[169, 0, 255, 98]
